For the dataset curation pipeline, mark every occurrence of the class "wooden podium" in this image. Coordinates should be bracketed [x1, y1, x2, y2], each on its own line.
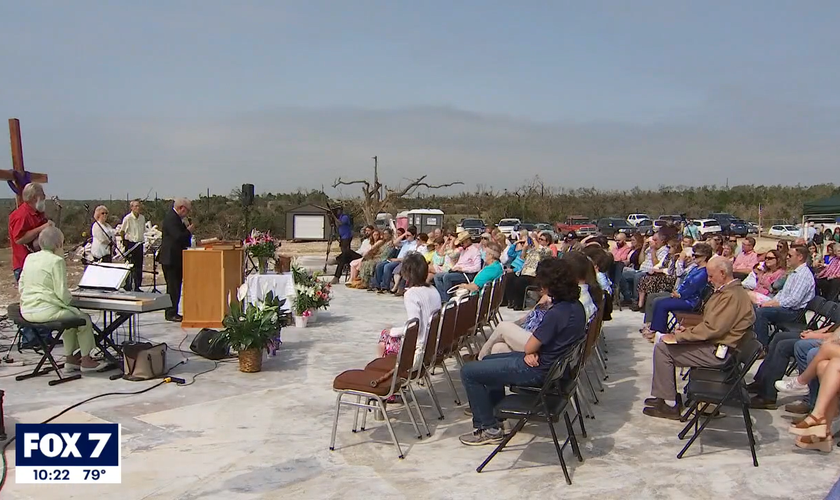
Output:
[181, 242, 244, 329]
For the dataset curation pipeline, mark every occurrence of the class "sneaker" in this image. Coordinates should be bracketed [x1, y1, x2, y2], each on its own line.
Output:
[775, 376, 809, 395]
[64, 363, 81, 372]
[459, 428, 504, 446]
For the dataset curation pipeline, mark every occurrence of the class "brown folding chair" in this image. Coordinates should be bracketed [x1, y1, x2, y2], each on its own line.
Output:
[489, 273, 511, 326]
[365, 310, 444, 427]
[432, 300, 463, 405]
[474, 281, 495, 343]
[453, 293, 479, 361]
[330, 318, 421, 459]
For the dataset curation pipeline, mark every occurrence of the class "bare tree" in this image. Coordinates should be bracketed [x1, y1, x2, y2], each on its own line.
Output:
[332, 157, 463, 224]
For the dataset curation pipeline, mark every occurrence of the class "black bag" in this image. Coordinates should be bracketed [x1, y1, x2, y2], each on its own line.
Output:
[190, 328, 230, 360]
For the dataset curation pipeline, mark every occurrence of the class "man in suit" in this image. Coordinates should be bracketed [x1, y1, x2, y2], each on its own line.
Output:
[159, 198, 193, 322]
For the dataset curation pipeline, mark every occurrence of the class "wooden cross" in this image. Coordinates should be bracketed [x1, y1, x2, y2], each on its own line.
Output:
[1, 118, 48, 206]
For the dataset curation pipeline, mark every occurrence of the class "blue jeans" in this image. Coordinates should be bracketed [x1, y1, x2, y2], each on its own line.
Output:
[621, 269, 644, 302]
[650, 298, 695, 333]
[433, 272, 472, 302]
[460, 352, 546, 430]
[378, 261, 400, 290]
[754, 331, 800, 401]
[372, 261, 389, 289]
[795, 340, 822, 408]
[753, 306, 802, 347]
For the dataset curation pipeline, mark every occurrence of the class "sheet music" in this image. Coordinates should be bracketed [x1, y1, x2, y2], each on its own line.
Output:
[78, 263, 130, 290]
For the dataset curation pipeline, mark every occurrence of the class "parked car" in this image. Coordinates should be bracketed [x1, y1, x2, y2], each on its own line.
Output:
[519, 223, 537, 232]
[497, 218, 521, 238]
[708, 212, 747, 237]
[658, 214, 688, 224]
[692, 219, 723, 239]
[596, 217, 636, 238]
[556, 216, 598, 239]
[747, 222, 759, 234]
[627, 213, 652, 226]
[456, 218, 486, 240]
[768, 225, 800, 238]
[636, 218, 654, 235]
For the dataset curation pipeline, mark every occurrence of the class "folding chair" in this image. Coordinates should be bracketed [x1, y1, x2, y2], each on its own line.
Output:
[330, 318, 421, 459]
[489, 273, 511, 327]
[667, 284, 715, 331]
[365, 310, 444, 426]
[7, 304, 87, 386]
[452, 293, 479, 361]
[433, 300, 463, 405]
[676, 337, 763, 466]
[474, 282, 495, 342]
[0, 389, 6, 441]
[476, 340, 587, 484]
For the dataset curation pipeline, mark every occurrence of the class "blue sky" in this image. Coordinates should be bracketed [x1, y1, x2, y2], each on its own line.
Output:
[1, 1, 838, 199]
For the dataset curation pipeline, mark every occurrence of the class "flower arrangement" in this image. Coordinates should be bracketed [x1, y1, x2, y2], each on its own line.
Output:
[215, 283, 285, 372]
[290, 261, 332, 315]
[243, 229, 279, 259]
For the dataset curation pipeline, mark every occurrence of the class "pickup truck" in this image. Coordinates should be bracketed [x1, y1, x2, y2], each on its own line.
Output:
[497, 218, 521, 238]
[456, 218, 486, 240]
[555, 216, 597, 239]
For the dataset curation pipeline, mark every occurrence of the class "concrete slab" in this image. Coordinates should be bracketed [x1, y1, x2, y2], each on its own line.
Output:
[1, 285, 838, 499]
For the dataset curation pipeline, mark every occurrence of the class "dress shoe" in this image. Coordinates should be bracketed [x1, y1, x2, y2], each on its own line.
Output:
[642, 400, 682, 420]
[644, 397, 664, 406]
[784, 400, 811, 415]
[165, 314, 183, 322]
[748, 396, 776, 410]
[745, 381, 761, 394]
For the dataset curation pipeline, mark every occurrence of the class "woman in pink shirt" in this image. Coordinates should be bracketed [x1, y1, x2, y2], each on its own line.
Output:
[748, 249, 787, 304]
[816, 243, 840, 298]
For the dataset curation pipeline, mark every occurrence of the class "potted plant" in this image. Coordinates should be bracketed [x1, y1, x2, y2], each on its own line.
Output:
[291, 282, 318, 327]
[243, 229, 279, 274]
[217, 284, 285, 373]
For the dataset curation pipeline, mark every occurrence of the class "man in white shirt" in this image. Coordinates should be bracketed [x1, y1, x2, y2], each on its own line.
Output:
[120, 200, 147, 291]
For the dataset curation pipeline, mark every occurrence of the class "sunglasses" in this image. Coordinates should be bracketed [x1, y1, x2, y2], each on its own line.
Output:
[765, 256, 776, 261]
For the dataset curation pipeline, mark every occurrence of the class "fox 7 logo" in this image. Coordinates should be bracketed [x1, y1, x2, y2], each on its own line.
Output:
[16, 423, 120, 467]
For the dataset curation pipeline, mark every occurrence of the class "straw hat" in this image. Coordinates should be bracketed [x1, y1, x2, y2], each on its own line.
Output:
[456, 231, 472, 245]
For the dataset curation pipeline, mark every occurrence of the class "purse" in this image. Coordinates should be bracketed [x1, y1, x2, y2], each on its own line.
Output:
[190, 328, 230, 360]
[122, 342, 168, 381]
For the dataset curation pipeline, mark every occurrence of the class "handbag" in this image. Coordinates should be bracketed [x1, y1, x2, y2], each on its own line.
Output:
[122, 342, 168, 381]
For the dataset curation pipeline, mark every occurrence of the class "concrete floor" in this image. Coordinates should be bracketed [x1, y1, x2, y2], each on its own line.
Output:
[2, 283, 839, 499]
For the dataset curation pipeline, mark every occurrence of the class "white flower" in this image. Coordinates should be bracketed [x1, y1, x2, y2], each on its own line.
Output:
[237, 283, 249, 302]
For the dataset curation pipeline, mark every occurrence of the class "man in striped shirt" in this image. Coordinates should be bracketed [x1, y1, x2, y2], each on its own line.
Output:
[753, 245, 815, 347]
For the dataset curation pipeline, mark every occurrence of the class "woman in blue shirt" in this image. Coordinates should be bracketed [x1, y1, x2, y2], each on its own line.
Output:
[647, 243, 712, 338]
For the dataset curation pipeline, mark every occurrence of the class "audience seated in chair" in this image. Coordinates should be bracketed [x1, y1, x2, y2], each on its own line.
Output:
[745, 249, 787, 305]
[373, 225, 418, 294]
[433, 231, 482, 302]
[644, 258, 755, 420]
[503, 231, 553, 310]
[640, 243, 711, 342]
[453, 243, 504, 295]
[346, 230, 381, 286]
[776, 339, 840, 452]
[18, 227, 105, 372]
[815, 243, 840, 299]
[748, 322, 838, 410]
[375, 253, 441, 369]
[458, 257, 588, 446]
[621, 232, 668, 305]
[753, 245, 815, 347]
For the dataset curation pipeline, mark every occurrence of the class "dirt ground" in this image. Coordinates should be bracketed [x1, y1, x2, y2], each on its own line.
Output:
[0, 236, 788, 308]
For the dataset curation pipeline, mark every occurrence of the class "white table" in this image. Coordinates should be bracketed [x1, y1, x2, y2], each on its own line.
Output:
[245, 273, 294, 311]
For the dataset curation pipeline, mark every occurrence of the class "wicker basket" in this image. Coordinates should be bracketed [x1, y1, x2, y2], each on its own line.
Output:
[238, 348, 264, 373]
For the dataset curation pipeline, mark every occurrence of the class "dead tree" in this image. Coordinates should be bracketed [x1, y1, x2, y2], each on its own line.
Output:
[332, 157, 462, 225]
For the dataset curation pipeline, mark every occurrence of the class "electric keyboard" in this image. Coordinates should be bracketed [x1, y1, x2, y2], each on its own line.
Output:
[70, 290, 172, 313]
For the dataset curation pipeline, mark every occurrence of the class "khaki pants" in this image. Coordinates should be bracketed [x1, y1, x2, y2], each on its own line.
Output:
[23, 306, 95, 358]
[651, 341, 727, 401]
[478, 321, 532, 360]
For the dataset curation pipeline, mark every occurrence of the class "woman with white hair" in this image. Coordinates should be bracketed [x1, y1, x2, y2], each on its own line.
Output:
[455, 242, 504, 293]
[91, 205, 116, 263]
[19, 227, 104, 371]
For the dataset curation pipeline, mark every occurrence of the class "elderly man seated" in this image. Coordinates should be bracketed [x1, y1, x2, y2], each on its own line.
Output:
[753, 245, 815, 347]
[643, 258, 755, 420]
[18, 227, 104, 371]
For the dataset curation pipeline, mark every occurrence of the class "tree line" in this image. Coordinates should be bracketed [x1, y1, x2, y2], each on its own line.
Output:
[0, 181, 836, 247]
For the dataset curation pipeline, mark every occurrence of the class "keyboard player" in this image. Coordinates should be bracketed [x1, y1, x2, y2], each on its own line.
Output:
[18, 226, 105, 371]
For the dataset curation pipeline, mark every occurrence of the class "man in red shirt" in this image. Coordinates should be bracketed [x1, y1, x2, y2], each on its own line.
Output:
[8, 183, 52, 281]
